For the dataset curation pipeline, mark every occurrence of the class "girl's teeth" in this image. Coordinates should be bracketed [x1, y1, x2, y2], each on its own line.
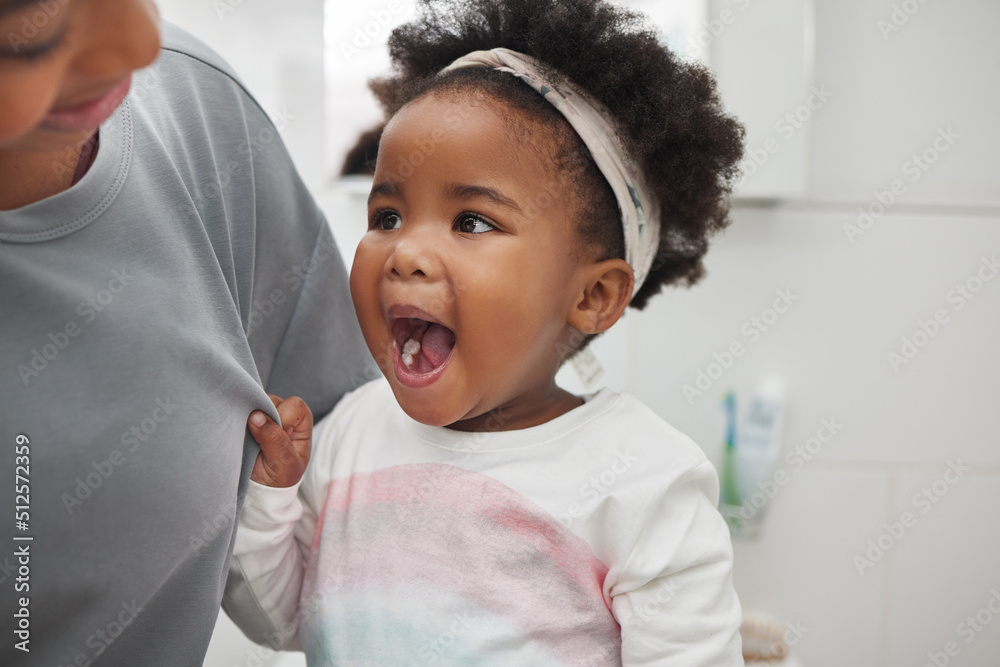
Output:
[403, 339, 421, 355]
[402, 352, 414, 369]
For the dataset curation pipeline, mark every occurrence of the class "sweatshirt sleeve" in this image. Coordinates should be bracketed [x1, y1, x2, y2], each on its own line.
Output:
[230, 480, 309, 651]
[225, 402, 339, 650]
[611, 460, 744, 666]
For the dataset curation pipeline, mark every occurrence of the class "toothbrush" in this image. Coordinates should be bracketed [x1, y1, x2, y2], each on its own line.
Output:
[720, 391, 743, 524]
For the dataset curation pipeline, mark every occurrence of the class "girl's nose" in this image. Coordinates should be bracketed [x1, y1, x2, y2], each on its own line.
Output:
[386, 226, 443, 281]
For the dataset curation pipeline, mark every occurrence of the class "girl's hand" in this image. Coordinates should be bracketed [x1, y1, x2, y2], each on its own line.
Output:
[247, 394, 313, 488]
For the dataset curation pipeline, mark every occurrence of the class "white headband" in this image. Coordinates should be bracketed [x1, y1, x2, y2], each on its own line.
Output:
[440, 48, 661, 297]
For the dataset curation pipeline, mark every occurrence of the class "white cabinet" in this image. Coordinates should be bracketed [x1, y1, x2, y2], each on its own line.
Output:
[623, 0, 816, 200]
[708, 0, 815, 200]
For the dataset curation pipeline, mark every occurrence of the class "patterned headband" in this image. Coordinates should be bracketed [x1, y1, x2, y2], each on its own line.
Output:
[440, 48, 661, 298]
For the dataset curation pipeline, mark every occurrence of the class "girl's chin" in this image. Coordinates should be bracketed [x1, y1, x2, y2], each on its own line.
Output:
[395, 397, 464, 428]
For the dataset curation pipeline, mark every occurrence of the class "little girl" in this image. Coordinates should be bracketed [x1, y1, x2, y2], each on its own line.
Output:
[230, 0, 746, 663]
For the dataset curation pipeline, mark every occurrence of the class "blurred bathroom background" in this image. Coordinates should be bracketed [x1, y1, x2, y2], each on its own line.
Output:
[153, 0, 1000, 664]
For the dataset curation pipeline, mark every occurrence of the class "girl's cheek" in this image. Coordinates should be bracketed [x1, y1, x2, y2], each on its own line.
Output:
[350, 245, 380, 298]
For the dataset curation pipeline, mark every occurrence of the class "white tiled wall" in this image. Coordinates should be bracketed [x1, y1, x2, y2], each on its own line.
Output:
[729, 466, 890, 664]
[616, 209, 1000, 666]
[887, 471, 1000, 665]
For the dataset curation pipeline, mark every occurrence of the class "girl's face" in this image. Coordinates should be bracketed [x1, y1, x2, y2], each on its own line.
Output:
[351, 93, 595, 431]
[0, 0, 161, 152]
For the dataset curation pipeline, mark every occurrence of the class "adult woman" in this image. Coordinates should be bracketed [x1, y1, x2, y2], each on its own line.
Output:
[0, 1, 371, 663]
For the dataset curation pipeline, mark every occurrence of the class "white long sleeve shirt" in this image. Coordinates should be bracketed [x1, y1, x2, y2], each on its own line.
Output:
[233, 378, 744, 665]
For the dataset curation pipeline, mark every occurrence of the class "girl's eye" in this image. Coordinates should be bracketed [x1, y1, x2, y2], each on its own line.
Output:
[373, 210, 401, 231]
[455, 214, 495, 234]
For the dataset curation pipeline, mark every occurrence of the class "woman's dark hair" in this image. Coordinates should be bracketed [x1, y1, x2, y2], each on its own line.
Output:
[370, 0, 745, 310]
[340, 125, 384, 177]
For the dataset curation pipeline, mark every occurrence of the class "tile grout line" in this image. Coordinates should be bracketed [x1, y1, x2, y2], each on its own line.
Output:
[803, 459, 1000, 476]
[879, 470, 896, 667]
[732, 197, 1000, 218]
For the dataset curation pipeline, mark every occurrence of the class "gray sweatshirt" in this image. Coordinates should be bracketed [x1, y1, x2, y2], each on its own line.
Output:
[0, 24, 374, 666]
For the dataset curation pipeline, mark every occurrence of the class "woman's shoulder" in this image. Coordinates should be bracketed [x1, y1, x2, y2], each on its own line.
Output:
[132, 23, 277, 148]
[157, 22, 249, 98]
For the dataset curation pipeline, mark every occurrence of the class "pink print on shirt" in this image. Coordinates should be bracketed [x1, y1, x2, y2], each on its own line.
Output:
[299, 463, 622, 665]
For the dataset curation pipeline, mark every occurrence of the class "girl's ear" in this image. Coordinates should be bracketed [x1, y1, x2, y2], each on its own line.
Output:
[566, 258, 634, 335]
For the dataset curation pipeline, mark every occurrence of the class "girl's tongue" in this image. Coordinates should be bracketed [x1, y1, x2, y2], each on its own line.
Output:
[400, 321, 456, 373]
[421, 323, 454, 366]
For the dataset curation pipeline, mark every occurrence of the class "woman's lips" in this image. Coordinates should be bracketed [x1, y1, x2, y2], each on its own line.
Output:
[42, 75, 132, 133]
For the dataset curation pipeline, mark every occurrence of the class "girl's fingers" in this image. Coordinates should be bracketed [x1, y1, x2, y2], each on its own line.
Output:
[247, 411, 302, 487]
[274, 397, 313, 461]
[247, 411, 294, 463]
[275, 396, 313, 435]
[247, 397, 313, 487]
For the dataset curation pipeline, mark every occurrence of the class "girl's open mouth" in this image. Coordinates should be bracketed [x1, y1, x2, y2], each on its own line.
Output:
[391, 316, 456, 388]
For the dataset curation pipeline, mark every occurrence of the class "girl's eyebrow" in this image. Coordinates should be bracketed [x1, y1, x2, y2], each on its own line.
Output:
[368, 181, 399, 204]
[446, 184, 522, 213]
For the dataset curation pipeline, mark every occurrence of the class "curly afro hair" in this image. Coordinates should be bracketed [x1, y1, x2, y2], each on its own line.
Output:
[370, 0, 744, 311]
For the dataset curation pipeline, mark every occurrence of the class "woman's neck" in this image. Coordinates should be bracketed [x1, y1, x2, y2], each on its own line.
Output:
[0, 142, 86, 211]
